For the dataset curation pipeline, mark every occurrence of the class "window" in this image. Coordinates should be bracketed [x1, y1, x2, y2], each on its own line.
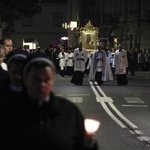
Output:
[23, 16, 33, 27]
[83, 0, 94, 6]
[53, 12, 63, 27]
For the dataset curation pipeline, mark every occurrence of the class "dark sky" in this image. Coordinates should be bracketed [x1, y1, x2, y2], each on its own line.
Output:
[42, 0, 67, 3]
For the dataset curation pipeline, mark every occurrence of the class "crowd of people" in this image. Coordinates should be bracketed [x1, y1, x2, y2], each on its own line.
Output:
[37, 43, 150, 86]
[108, 47, 150, 77]
[1, 37, 150, 86]
[0, 37, 150, 149]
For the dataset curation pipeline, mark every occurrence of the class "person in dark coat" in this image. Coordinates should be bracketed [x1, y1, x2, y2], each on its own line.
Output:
[1, 55, 98, 150]
[0, 49, 30, 150]
[0, 66, 9, 84]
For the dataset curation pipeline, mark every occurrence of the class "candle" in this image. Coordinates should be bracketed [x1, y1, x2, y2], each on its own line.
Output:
[84, 119, 100, 134]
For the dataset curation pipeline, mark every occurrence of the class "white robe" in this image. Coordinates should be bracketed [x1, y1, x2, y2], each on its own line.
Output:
[73, 48, 88, 72]
[67, 52, 74, 67]
[113, 49, 128, 74]
[89, 50, 114, 81]
[58, 52, 68, 70]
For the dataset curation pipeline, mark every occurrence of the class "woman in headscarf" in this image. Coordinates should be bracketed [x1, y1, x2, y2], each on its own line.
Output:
[0, 49, 29, 96]
[0, 49, 30, 150]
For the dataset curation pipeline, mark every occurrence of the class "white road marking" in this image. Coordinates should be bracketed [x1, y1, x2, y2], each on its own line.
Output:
[68, 94, 90, 96]
[90, 81, 150, 144]
[90, 81, 127, 128]
[96, 97, 105, 103]
[134, 130, 144, 135]
[104, 97, 114, 103]
[94, 82, 98, 86]
[137, 136, 150, 143]
[67, 97, 83, 103]
[96, 97, 113, 103]
[95, 82, 107, 97]
[125, 97, 144, 104]
[108, 102, 138, 129]
[122, 105, 148, 107]
[129, 130, 135, 134]
[90, 82, 100, 98]
[95, 83, 138, 129]
[101, 102, 127, 128]
[56, 94, 62, 96]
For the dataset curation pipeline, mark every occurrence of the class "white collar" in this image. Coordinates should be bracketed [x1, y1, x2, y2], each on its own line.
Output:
[38, 96, 50, 107]
[1, 62, 8, 71]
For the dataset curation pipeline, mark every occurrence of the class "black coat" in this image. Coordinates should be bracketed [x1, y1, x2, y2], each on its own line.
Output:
[0, 66, 9, 85]
[1, 92, 98, 150]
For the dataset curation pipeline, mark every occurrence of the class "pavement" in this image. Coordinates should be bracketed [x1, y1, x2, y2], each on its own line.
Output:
[135, 71, 150, 78]
[53, 73, 150, 150]
[128, 71, 150, 79]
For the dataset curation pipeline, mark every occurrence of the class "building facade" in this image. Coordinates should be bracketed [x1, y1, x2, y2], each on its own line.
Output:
[68, 0, 150, 51]
[11, 1, 68, 49]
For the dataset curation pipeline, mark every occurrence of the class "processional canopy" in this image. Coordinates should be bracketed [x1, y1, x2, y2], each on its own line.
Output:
[79, 21, 99, 53]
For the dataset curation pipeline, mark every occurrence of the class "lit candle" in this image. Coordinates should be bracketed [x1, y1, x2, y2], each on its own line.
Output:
[84, 119, 100, 134]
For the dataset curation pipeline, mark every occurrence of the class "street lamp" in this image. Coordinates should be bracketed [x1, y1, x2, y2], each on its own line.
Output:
[62, 21, 78, 30]
[70, 21, 78, 30]
[62, 21, 78, 48]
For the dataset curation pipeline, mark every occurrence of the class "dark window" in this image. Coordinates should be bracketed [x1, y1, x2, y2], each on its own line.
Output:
[82, 0, 95, 25]
[83, 0, 93, 6]
[53, 12, 63, 27]
[23, 16, 33, 27]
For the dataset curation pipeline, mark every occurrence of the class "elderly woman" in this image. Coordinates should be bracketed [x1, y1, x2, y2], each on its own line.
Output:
[1, 54, 98, 150]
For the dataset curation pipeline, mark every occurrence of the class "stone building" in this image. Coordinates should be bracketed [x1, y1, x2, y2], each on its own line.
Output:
[68, 0, 150, 50]
[5, 0, 150, 50]
[11, 0, 68, 49]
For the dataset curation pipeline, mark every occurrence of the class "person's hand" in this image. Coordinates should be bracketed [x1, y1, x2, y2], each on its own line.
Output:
[84, 133, 96, 148]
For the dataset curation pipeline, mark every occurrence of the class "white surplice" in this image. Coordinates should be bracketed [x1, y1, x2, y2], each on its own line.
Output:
[113, 49, 128, 74]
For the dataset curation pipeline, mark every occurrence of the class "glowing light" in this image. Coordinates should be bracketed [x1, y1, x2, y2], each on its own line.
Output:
[114, 38, 118, 43]
[84, 119, 100, 134]
[61, 36, 68, 40]
[62, 21, 77, 30]
[65, 22, 68, 29]
[70, 21, 77, 28]
[62, 23, 65, 28]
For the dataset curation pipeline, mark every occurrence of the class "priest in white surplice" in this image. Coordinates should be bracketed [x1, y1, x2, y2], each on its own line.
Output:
[58, 47, 68, 77]
[66, 49, 74, 76]
[71, 42, 88, 85]
[112, 44, 128, 85]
